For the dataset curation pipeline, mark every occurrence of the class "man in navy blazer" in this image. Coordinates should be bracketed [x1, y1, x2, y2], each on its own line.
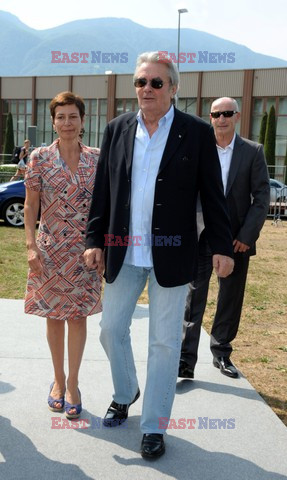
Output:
[84, 53, 234, 459]
[179, 97, 270, 381]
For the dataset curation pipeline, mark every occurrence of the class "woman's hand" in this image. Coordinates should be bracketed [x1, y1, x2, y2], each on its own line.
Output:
[27, 245, 44, 275]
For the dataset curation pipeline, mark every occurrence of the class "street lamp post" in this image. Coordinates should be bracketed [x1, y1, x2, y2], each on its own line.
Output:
[176, 8, 188, 107]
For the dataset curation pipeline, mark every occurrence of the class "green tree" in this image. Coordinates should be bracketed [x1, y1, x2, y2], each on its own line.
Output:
[259, 111, 268, 145]
[3, 113, 15, 155]
[264, 105, 276, 167]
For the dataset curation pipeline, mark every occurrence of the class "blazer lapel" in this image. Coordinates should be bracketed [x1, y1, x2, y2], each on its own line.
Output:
[158, 109, 188, 173]
[122, 114, 138, 179]
[226, 135, 244, 196]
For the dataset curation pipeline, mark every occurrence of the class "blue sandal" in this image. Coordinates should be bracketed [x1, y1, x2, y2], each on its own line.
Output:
[48, 382, 65, 412]
[64, 388, 82, 419]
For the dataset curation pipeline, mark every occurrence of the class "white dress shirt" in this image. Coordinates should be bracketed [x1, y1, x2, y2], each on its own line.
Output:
[196, 133, 236, 238]
[216, 133, 236, 194]
[124, 105, 174, 267]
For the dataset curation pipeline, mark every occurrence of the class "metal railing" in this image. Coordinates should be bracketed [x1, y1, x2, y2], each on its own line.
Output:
[268, 186, 287, 222]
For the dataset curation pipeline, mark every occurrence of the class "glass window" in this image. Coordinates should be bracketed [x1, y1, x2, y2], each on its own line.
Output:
[236, 98, 242, 112]
[18, 101, 25, 114]
[266, 98, 276, 113]
[275, 137, 287, 156]
[91, 99, 98, 114]
[253, 98, 263, 114]
[99, 100, 107, 115]
[37, 100, 45, 116]
[186, 98, 197, 115]
[277, 116, 287, 136]
[10, 101, 17, 115]
[177, 98, 197, 115]
[279, 97, 287, 115]
[116, 100, 124, 116]
[125, 100, 134, 113]
[89, 115, 98, 147]
[251, 116, 262, 141]
[202, 98, 212, 115]
[26, 100, 32, 115]
[2, 100, 9, 114]
[26, 114, 32, 129]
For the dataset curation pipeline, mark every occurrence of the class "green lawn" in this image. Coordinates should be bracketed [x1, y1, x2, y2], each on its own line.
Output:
[0, 225, 27, 298]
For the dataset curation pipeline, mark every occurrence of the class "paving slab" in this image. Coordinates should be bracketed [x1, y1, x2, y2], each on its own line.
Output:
[0, 299, 287, 480]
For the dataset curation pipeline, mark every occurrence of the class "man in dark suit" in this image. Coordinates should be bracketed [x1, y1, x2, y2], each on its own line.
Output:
[179, 97, 270, 381]
[84, 54, 234, 459]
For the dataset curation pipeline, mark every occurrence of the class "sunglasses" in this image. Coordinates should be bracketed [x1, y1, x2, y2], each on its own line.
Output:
[210, 110, 238, 119]
[133, 77, 165, 89]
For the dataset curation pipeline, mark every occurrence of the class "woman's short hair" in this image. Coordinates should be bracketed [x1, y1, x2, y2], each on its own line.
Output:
[50, 91, 85, 120]
[134, 51, 179, 92]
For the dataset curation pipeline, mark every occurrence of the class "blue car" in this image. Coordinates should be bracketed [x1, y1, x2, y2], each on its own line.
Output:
[0, 180, 26, 227]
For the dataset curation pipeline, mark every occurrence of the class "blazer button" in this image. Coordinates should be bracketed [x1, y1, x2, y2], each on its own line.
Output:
[123, 227, 127, 232]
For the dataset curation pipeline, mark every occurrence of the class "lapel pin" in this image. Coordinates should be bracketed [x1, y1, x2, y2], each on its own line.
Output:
[179, 134, 182, 138]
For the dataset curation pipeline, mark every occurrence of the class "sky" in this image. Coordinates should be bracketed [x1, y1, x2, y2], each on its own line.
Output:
[1, 0, 287, 61]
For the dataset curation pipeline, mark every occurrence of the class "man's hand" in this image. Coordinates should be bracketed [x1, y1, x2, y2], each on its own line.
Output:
[84, 248, 104, 274]
[212, 254, 234, 278]
[233, 239, 250, 253]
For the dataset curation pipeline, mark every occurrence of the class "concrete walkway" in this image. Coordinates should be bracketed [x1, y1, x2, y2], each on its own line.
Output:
[1, 299, 287, 480]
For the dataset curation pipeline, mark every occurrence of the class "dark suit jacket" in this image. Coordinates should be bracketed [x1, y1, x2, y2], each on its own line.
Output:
[225, 134, 270, 256]
[86, 108, 234, 287]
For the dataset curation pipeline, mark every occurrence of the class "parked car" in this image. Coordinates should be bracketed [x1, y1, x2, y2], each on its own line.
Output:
[269, 178, 287, 203]
[0, 180, 25, 227]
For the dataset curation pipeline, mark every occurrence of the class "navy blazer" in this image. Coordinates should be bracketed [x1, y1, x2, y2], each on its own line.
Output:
[86, 108, 234, 287]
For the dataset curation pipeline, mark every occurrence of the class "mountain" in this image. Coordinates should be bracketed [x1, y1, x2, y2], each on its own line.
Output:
[0, 11, 286, 76]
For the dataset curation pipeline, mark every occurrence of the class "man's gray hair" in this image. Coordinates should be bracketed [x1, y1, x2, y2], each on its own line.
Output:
[134, 51, 179, 91]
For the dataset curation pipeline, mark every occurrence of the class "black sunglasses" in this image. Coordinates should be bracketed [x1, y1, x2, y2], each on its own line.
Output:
[134, 77, 165, 89]
[210, 110, 238, 118]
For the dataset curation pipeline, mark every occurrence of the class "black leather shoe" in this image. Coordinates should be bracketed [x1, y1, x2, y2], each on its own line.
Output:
[213, 356, 239, 378]
[178, 360, 194, 379]
[103, 389, 140, 427]
[141, 434, 165, 459]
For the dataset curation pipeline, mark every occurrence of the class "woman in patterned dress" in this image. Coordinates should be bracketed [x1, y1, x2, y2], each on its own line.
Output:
[24, 92, 103, 419]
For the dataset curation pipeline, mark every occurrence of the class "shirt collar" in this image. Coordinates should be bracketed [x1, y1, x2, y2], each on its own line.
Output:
[137, 105, 174, 129]
[217, 132, 236, 152]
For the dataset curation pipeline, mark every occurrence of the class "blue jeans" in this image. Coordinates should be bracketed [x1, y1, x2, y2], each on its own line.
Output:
[100, 264, 188, 434]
